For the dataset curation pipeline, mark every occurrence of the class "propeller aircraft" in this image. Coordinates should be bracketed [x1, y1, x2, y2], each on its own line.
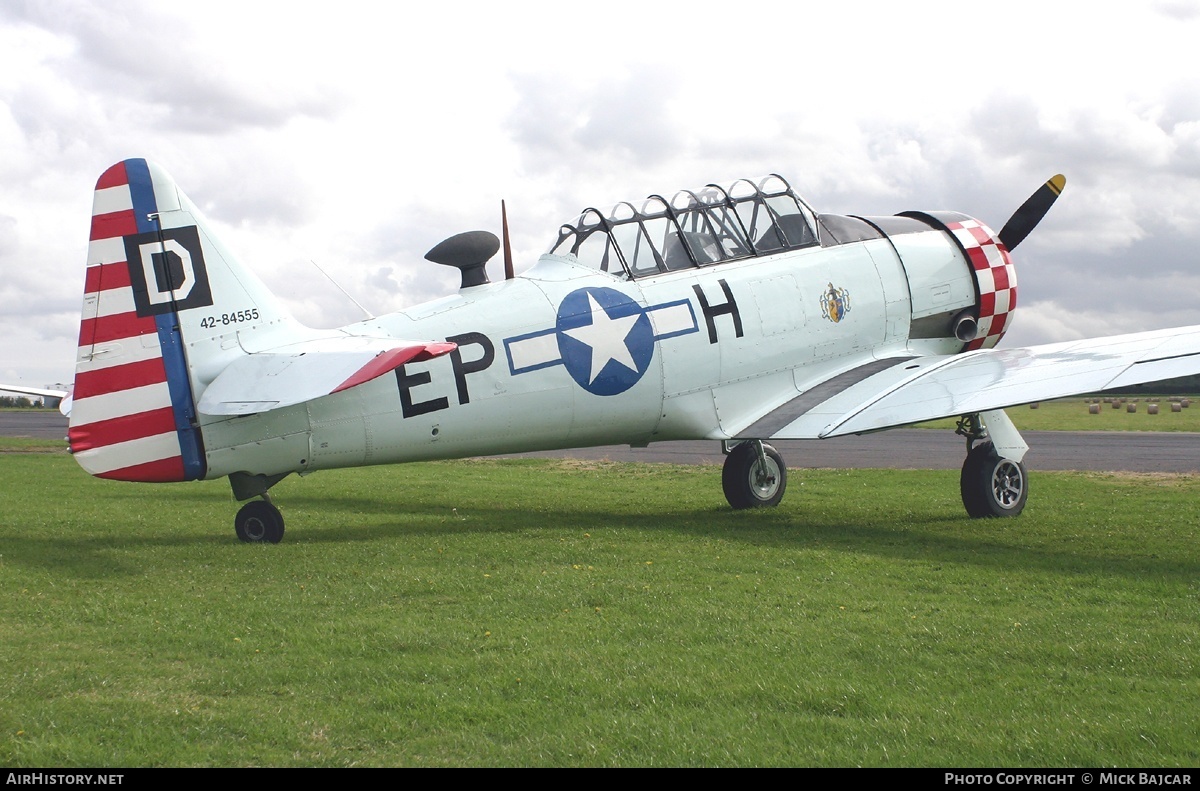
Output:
[68, 159, 1200, 542]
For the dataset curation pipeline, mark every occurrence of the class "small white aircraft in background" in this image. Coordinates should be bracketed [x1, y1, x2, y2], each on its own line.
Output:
[67, 159, 1200, 542]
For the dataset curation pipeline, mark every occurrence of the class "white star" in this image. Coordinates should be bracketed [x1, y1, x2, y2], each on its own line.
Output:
[562, 293, 641, 384]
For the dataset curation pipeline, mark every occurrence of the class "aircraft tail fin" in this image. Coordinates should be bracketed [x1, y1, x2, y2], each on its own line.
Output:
[69, 159, 298, 482]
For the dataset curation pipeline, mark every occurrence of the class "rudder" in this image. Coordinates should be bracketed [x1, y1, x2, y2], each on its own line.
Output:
[70, 159, 299, 482]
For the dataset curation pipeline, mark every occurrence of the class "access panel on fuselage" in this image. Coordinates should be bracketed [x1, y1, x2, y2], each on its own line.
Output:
[888, 229, 976, 320]
[638, 240, 898, 439]
[721, 242, 890, 379]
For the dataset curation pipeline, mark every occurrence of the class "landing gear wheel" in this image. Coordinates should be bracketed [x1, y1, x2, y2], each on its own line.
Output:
[235, 500, 285, 543]
[960, 442, 1027, 518]
[722, 442, 787, 509]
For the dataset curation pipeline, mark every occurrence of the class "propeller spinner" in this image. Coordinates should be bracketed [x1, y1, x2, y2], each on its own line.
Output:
[997, 174, 1066, 251]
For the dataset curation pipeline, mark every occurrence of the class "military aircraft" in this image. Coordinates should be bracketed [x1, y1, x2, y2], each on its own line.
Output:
[69, 159, 1200, 542]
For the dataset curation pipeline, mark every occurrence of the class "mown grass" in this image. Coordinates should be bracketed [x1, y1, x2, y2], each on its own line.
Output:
[0, 454, 1197, 766]
[0, 437, 68, 453]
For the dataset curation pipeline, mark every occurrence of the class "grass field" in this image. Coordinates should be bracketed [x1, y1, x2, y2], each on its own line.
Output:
[0, 437, 68, 453]
[1, 451, 1197, 767]
[917, 397, 1200, 432]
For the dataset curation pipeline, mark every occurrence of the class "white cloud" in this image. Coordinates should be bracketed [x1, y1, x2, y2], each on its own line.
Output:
[2, 0, 1200, 392]
[4, 1, 344, 134]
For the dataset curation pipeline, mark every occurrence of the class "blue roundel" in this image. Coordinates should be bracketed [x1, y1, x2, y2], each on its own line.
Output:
[555, 287, 654, 396]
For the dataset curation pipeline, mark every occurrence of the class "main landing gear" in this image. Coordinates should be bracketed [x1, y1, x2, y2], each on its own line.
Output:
[235, 497, 285, 543]
[720, 413, 1029, 519]
[956, 414, 1028, 518]
[722, 440, 787, 509]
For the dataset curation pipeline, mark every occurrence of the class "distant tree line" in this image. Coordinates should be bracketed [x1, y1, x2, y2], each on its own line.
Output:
[0, 396, 44, 408]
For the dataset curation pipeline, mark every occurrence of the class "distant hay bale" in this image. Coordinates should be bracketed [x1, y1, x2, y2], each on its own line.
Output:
[1112, 400, 1122, 409]
[1148, 403, 1159, 415]
[1172, 402, 1182, 412]
[1030, 402, 1039, 409]
[1127, 402, 1138, 413]
[1182, 399, 1191, 408]
[1089, 404, 1101, 414]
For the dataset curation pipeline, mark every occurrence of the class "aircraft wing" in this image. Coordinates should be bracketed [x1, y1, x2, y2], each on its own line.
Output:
[197, 338, 457, 416]
[736, 325, 1200, 440]
[0, 384, 72, 415]
[0, 384, 69, 399]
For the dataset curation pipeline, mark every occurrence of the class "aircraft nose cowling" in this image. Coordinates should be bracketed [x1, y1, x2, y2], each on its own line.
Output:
[900, 211, 1017, 350]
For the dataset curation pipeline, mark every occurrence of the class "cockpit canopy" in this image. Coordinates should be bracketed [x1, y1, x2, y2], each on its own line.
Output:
[549, 175, 819, 279]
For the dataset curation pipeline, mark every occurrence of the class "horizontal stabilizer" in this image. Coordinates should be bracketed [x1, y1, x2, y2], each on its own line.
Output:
[197, 338, 456, 416]
[740, 325, 1200, 439]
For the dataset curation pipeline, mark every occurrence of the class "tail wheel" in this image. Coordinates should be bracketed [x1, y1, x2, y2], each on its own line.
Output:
[960, 442, 1027, 518]
[235, 500, 285, 543]
[722, 442, 787, 509]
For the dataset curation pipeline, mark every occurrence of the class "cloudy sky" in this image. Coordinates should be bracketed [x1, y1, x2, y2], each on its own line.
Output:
[3, 0, 1200, 388]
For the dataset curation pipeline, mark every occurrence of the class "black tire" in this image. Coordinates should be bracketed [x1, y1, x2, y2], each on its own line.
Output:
[722, 442, 787, 509]
[960, 442, 1027, 518]
[235, 500, 285, 543]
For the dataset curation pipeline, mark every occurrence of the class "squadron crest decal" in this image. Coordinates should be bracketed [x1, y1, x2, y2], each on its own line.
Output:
[820, 283, 851, 323]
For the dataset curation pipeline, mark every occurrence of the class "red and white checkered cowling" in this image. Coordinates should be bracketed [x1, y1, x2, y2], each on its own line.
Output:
[906, 211, 1017, 351]
[943, 217, 1017, 350]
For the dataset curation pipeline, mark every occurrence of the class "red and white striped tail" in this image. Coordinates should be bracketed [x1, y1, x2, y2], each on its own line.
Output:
[69, 160, 205, 482]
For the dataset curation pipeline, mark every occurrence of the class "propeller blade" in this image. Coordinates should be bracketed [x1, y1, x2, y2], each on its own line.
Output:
[997, 174, 1066, 251]
[501, 200, 515, 280]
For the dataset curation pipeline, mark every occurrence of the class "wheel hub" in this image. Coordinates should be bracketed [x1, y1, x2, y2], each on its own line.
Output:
[243, 517, 267, 541]
[750, 459, 780, 498]
[991, 460, 1024, 509]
